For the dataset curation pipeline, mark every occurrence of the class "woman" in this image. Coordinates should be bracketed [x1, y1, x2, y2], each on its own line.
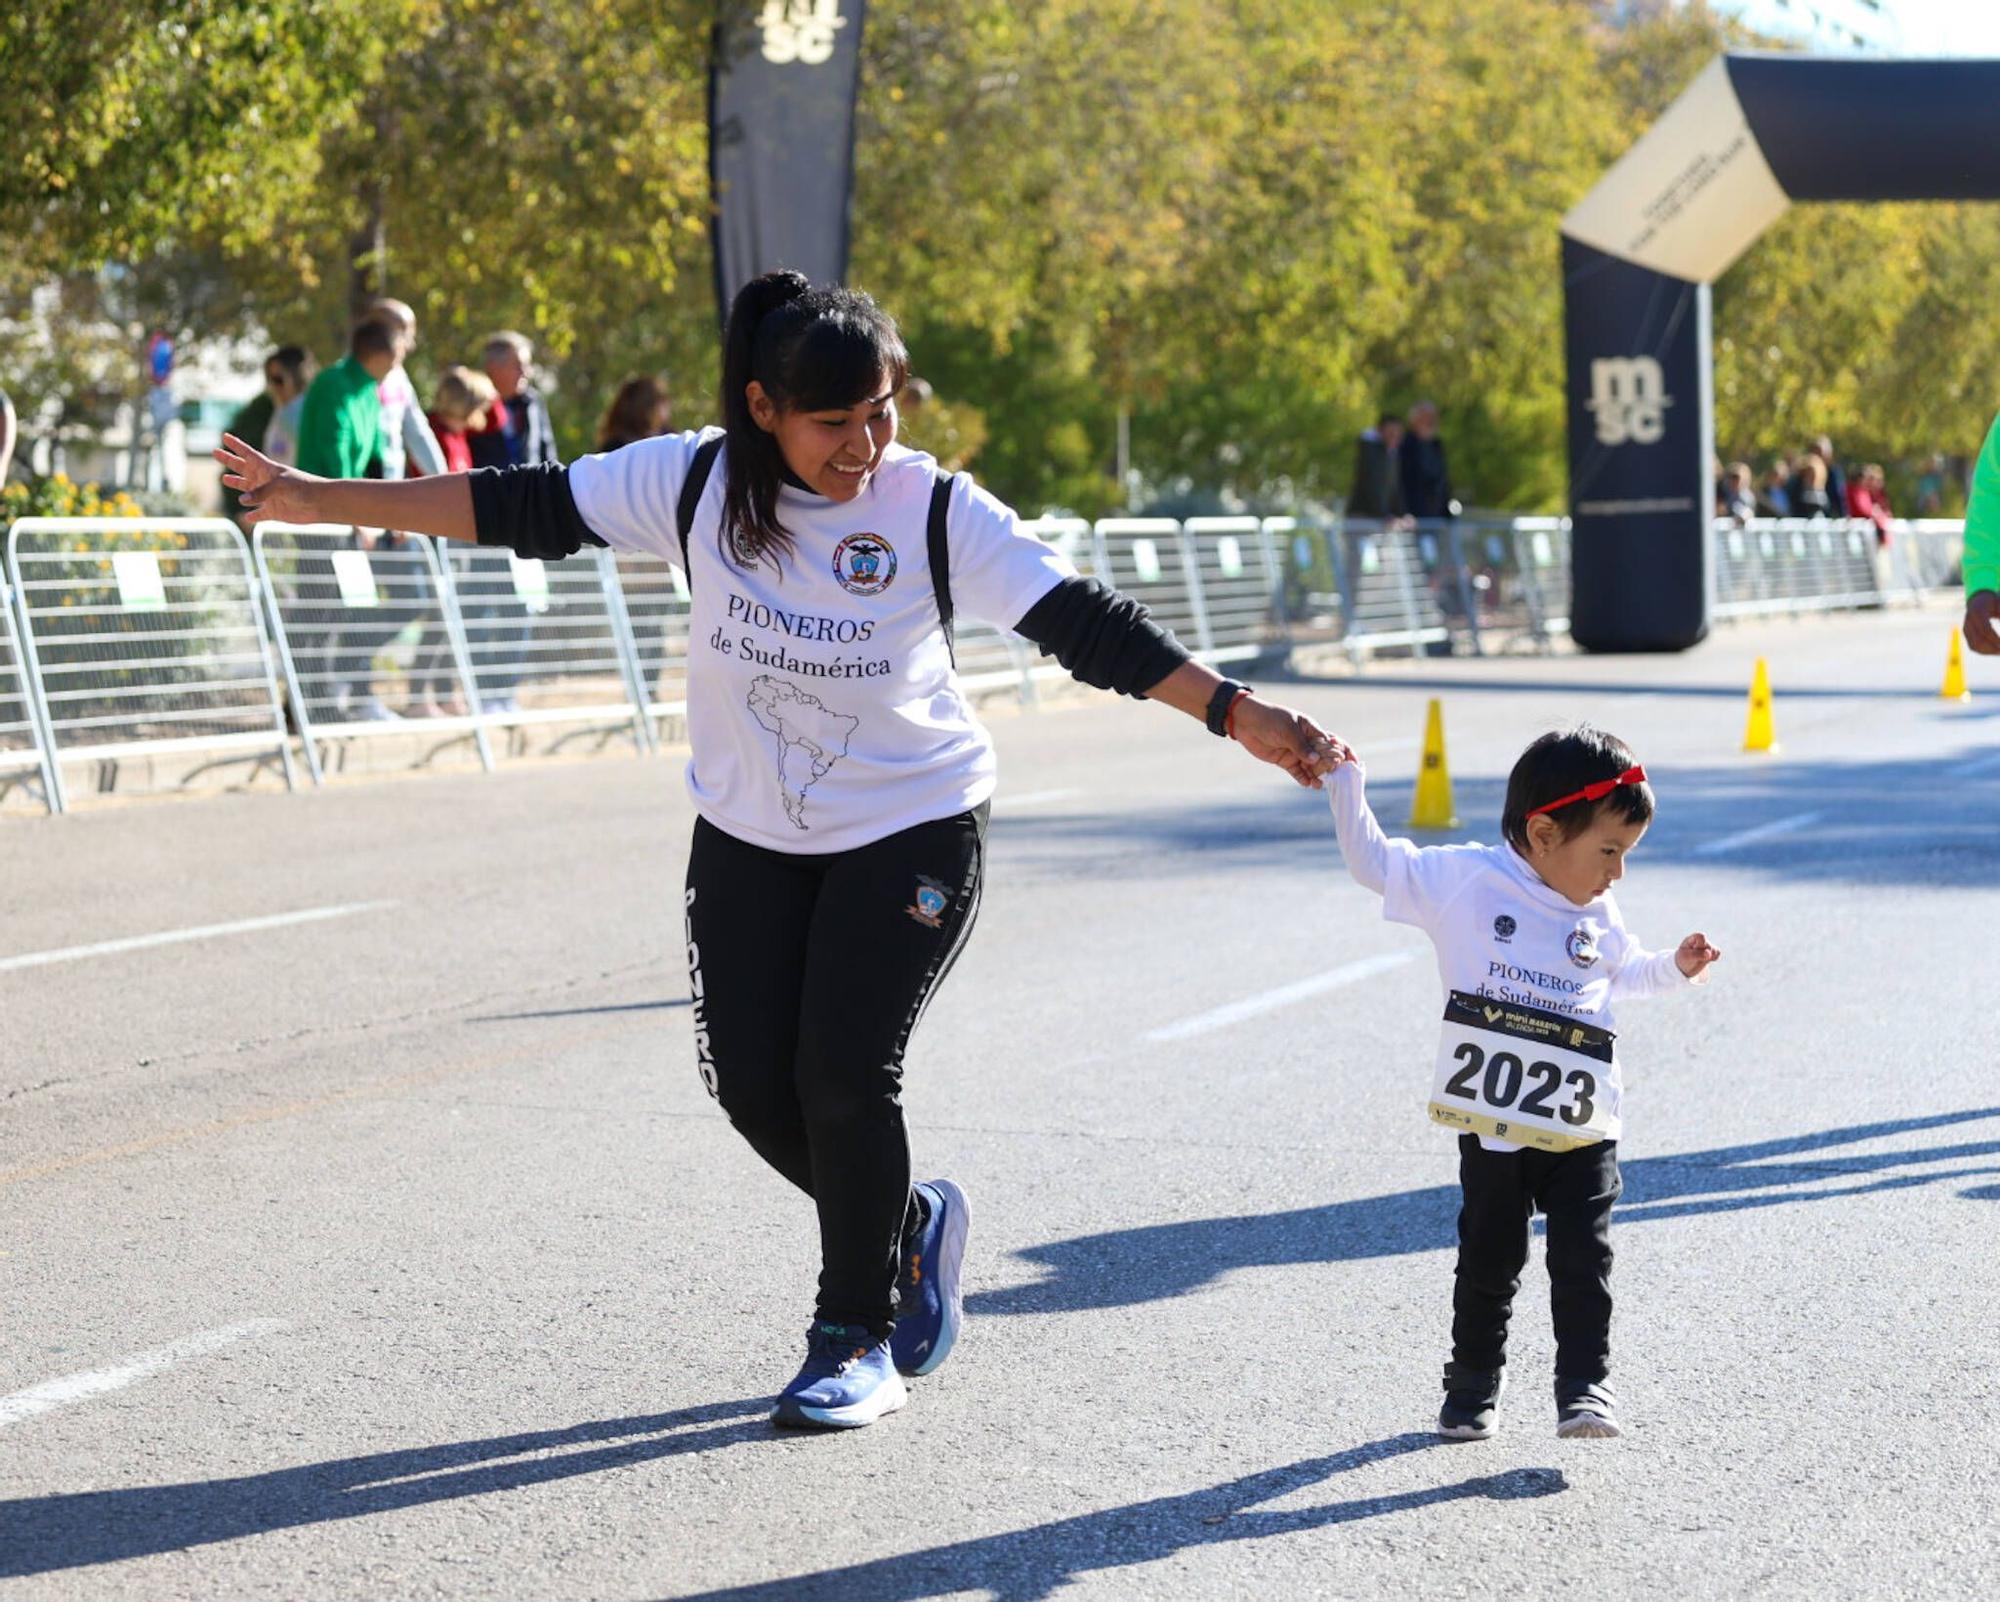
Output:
[427, 365, 501, 476]
[596, 375, 673, 453]
[218, 271, 1344, 1430]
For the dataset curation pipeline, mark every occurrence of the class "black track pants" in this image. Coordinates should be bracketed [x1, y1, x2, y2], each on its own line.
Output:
[1450, 1134, 1621, 1382]
[683, 806, 987, 1337]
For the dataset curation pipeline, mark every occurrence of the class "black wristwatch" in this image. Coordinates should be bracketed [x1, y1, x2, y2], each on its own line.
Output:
[1205, 679, 1251, 737]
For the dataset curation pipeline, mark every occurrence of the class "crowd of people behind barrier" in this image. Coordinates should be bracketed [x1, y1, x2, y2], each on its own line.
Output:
[220, 304, 677, 724]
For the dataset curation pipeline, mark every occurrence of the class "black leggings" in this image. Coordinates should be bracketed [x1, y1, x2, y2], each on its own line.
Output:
[683, 805, 988, 1336]
[1451, 1134, 1621, 1382]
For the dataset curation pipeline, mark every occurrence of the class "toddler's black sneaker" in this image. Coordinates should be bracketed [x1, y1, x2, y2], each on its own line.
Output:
[1438, 1362, 1504, 1440]
[1555, 1377, 1622, 1440]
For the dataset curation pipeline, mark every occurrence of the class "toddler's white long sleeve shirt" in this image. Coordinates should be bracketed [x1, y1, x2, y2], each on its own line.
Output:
[1329, 761, 1691, 1152]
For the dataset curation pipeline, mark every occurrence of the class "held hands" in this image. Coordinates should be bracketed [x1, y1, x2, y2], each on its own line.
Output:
[215, 433, 321, 526]
[1965, 591, 2000, 656]
[1228, 695, 1353, 789]
[1675, 932, 1722, 980]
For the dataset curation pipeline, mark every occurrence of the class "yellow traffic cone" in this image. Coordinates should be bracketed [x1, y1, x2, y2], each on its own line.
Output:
[1408, 698, 1460, 829]
[1942, 629, 1970, 702]
[1743, 657, 1778, 754]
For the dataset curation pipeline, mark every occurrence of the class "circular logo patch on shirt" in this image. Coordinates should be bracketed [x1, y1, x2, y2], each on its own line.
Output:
[1493, 915, 1517, 942]
[1565, 928, 1601, 970]
[832, 533, 897, 597]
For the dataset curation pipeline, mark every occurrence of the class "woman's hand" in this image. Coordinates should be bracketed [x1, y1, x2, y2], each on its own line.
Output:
[1229, 696, 1350, 789]
[1675, 932, 1721, 980]
[215, 433, 323, 526]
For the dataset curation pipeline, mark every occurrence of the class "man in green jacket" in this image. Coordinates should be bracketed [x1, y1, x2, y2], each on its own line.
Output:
[1965, 410, 2000, 655]
[295, 319, 398, 480]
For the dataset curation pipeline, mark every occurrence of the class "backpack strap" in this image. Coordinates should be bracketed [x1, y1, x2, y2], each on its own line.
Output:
[928, 470, 956, 667]
[674, 433, 725, 583]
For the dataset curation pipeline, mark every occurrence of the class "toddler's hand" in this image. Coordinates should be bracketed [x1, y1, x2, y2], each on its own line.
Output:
[1675, 932, 1721, 980]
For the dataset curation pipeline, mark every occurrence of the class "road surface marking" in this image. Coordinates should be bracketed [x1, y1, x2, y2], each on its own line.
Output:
[1692, 811, 1823, 858]
[1145, 950, 1420, 1042]
[0, 1321, 288, 1428]
[0, 902, 397, 975]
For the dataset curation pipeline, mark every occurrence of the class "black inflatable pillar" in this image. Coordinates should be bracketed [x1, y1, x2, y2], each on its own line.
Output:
[1562, 236, 1713, 653]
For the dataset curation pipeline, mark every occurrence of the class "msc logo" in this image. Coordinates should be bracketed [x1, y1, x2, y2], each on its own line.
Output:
[1587, 356, 1672, 447]
[757, 0, 847, 65]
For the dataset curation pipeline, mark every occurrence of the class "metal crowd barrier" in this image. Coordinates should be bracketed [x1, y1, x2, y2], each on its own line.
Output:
[431, 543, 649, 757]
[1183, 517, 1285, 665]
[1891, 521, 1965, 594]
[610, 552, 692, 742]
[252, 523, 495, 782]
[1712, 519, 1884, 618]
[5, 517, 295, 813]
[1, 562, 58, 810]
[3, 505, 1972, 813]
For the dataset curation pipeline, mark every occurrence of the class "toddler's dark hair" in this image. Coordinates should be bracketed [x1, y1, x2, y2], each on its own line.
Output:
[1501, 726, 1654, 850]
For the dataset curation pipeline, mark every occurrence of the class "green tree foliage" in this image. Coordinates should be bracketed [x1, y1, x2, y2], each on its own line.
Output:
[5, 0, 1999, 516]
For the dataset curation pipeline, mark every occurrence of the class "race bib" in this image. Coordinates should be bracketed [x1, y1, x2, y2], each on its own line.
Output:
[1429, 990, 1620, 1151]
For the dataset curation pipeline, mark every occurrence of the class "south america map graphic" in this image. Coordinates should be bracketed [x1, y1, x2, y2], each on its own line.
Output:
[746, 675, 859, 830]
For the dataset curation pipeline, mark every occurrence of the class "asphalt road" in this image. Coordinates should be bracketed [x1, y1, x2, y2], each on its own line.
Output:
[3, 603, 1997, 1600]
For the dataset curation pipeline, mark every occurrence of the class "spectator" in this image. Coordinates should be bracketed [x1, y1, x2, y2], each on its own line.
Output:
[361, 298, 447, 481]
[1791, 453, 1835, 520]
[1756, 456, 1793, 519]
[291, 319, 401, 722]
[426, 365, 499, 475]
[1348, 412, 1409, 522]
[406, 364, 501, 716]
[222, 346, 310, 522]
[1719, 461, 1756, 524]
[1808, 434, 1848, 516]
[1847, 462, 1894, 545]
[595, 375, 673, 453]
[468, 331, 559, 469]
[463, 332, 557, 715]
[262, 350, 320, 469]
[295, 319, 397, 479]
[1399, 400, 1454, 521]
[1916, 453, 1946, 516]
[0, 386, 15, 484]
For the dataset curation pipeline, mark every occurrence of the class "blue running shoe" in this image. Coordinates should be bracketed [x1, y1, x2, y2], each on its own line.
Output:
[771, 1323, 907, 1430]
[891, 1178, 969, 1377]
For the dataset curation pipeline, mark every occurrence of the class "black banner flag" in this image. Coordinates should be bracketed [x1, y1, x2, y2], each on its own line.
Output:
[709, 1, 869, 319]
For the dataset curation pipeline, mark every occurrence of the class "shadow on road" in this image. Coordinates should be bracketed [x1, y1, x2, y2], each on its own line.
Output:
[0, 1397, 770, 1578]
[969, 1108, 2000, 1317]
[662, 1433, 1559, 1601]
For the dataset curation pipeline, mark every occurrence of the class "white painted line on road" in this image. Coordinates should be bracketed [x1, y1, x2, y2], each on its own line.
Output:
[1962, 751, 2000, 778]
[0, 901, 397, 975]
[1000, 788, 1082, 809]
[1145, 950, 1421, 1043]
[0, 1320, 288, 1428]
[1692, 811, 1823, 858]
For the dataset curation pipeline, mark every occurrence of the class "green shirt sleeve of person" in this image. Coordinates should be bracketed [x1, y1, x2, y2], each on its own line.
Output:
[1964, 411, 2000, 655]
[1965, 412, 2000, 599]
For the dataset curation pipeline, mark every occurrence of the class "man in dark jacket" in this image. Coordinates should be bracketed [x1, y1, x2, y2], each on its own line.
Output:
[1348, 413, 1408, 521]
[469, 331, 560, 469]
[1399, 400, 1455, 521]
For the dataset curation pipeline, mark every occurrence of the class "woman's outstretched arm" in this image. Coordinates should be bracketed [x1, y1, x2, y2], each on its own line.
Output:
[216, 433, 477, 543]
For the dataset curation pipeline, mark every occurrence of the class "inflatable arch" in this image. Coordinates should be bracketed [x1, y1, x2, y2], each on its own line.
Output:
[1563, 53, 2000, 651]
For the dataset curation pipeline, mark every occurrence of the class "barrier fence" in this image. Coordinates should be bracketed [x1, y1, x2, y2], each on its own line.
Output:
[0, 510, 1968, 813]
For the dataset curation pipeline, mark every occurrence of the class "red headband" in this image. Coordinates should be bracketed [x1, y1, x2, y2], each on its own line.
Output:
[1526, 764, 1647, 819]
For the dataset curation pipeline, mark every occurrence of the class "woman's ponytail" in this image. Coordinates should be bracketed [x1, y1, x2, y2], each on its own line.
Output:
[717, 269, 909, 572]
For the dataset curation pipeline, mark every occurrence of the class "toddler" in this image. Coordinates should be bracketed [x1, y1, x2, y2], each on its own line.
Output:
[1328, 726, 1719, 1439]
